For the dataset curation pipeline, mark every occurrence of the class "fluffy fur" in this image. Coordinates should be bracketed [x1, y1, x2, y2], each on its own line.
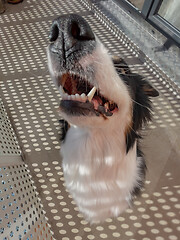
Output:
[47, 14, 158, 223]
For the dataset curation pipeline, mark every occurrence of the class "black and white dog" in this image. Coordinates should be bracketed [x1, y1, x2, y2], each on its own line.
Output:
[47, 14, 158, 223]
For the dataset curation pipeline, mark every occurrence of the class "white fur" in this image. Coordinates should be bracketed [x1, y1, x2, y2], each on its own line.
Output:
[48, 39, 140, 223]
[61, 127, 139, 223]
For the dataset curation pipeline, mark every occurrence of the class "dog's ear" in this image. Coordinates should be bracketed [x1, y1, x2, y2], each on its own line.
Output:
[142, 81, 159, 97]
[112, 55, 159, 98]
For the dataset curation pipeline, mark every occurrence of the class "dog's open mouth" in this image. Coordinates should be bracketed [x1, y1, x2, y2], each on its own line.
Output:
[59, 73, 118, 117]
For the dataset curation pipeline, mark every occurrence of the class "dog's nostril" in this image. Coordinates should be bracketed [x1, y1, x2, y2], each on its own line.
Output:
[49, 14, 95, 51]
[71, 22, 81, 40]
[49, 24, 59, 42]
[70, 20, 95, 41]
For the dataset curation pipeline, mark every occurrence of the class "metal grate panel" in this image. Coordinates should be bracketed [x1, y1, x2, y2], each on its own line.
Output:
[0, 164, 54, 240]
[94, 0, 180, 88]
[0, 0, 179, 240]
[88, 0, 180, 94]
[0, 99, 21, 158]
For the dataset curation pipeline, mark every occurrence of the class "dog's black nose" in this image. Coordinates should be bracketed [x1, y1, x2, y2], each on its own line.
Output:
[49, 14, 95, 52]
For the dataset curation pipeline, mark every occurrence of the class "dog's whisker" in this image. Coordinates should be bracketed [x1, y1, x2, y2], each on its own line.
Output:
[27, 69, 49, 79]
[131, 99, 151, 110]
[117, 72, 139, 76]
[29, 95, 41, 105]
[127, 122, 137, 135]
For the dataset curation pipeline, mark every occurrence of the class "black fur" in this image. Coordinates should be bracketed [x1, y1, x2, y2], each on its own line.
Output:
[113, 56, 158, 199]
[132, 145, 147, 196]
[113, 57, 158, 153]
[59, 119, 69, 142]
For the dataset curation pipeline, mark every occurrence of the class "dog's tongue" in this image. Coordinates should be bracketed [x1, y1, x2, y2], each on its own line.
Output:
[91, 96, 102, 110]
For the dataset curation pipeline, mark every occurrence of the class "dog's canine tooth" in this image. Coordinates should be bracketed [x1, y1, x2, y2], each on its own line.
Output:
[87, 86, 97, 102]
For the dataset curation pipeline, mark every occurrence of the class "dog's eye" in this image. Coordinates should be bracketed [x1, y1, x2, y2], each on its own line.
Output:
[49, 23, 59, 42]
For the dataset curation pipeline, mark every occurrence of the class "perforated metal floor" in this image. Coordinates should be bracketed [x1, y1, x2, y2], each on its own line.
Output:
[0, 0, 180, 240]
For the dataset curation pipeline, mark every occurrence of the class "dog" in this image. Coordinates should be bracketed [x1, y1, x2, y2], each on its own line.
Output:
[47, 14, 159, 223]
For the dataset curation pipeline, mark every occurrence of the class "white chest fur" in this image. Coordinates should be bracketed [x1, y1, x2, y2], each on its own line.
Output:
[61, 126, 139, 223]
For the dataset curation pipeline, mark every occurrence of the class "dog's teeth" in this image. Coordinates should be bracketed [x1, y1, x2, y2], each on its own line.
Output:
[104, 102, 109, 111]
[75, 93, 80, 99]
[87, 86, 97, 102]
[80, 93, 87, 102]
[64, 93, 68, 100]
[62, 92, 89, 102]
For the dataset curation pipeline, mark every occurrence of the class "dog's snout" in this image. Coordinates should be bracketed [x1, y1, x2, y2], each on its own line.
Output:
[49, 14, 95, 53]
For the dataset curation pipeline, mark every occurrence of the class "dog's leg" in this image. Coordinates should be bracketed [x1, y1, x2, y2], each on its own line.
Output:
[59, 119, 70, 142]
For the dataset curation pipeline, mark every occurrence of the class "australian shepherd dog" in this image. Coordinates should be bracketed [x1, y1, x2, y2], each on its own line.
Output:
[47, 14, 159, 223]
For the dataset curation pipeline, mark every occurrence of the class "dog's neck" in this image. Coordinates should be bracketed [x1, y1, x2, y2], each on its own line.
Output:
[61, 123, 139, 223]
[61, 124, 135, 167]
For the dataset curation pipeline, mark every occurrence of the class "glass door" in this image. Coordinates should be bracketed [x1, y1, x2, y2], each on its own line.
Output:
[148, 0, 180, 45]
[120, 0, 180, 46]
[158, 0, 180, 31]
[125, 0, 145, 10]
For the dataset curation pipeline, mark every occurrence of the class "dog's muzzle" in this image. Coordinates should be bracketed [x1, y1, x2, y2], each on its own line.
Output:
[48, 14, 118, 117]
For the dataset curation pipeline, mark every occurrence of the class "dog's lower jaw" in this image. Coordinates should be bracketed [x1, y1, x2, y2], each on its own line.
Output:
[61, 126, 139, 223]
